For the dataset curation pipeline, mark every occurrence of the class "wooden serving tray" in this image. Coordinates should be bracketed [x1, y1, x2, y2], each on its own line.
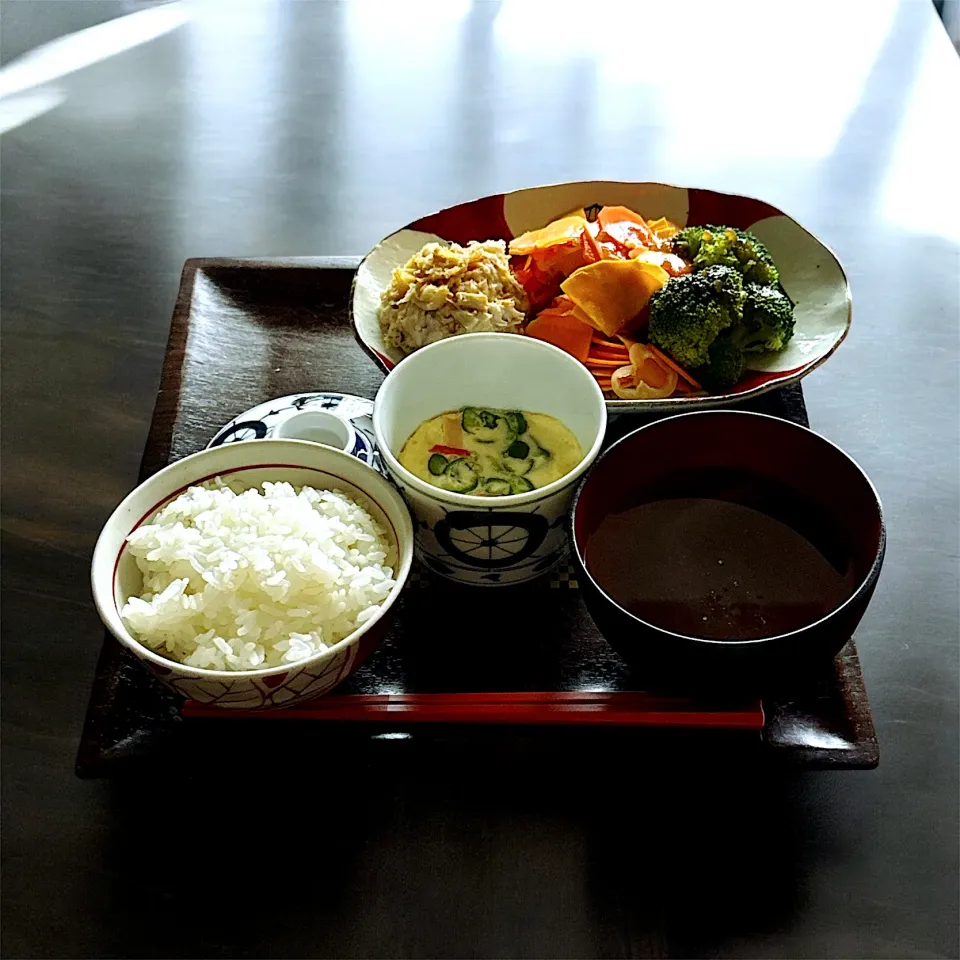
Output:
[75, 258, 879, 777]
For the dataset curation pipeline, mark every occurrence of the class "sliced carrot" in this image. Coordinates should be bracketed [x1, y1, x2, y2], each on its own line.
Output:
[598, 205, 650, 230]
[525, 310, 593, 363]
[584, 221, 626, 261]
[643, 342, 703, 390]
[588, 342, 631, 355]
[588, 350, 630, 361]
[537, 297, 579, 322]
[597, 205, 655, 251]
[534, 307, 575, 322]
[509, 215, 588, 255]
[533, 241, 587, 278]
[512, 257, 561, 312]
[585, 357, 631, 368]
[590, 364, 628, 374]
[589, 337, 630, 350]
[592, 332, 627, 343]
[590, 339, 628, 352]
[599, 242, 626, 260]
[581, 226, 604, 264]
[589, 353, 630, 364]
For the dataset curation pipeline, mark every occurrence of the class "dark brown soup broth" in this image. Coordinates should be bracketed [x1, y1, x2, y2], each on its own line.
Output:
[583, 468, 858, 641]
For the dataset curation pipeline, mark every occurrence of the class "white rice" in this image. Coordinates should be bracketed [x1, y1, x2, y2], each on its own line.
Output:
[120, 479, 397, 671]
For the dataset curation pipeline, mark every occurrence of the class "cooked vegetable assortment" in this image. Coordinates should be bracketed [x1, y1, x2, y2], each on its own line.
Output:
[509, 210, 795, 399]
[399, 407, 583, 496]
[382, 207, 794, 398]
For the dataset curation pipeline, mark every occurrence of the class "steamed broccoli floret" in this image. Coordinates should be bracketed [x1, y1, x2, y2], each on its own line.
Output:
[697, 332, 745, 392]
[685, 283, 794, 393]
[702, 262, 747, 313]
[738, 282, 796, 353]
[727, 229, 780, 286]
[673, 225, 780, 286]
[647, 265, 745, 369]
[672, 225, 714, 261]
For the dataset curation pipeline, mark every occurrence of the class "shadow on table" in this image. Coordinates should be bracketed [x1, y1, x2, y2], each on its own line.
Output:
[98, 743, 817, 959]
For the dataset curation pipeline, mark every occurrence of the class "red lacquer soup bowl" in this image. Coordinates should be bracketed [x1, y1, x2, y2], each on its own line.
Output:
[570, 412, 885, 691]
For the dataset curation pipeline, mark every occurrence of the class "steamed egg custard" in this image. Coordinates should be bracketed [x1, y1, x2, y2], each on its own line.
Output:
[399, 407, 583, 496]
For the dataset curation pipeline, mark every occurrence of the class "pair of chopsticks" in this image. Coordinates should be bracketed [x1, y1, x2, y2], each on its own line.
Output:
[184, 691, 765, 728]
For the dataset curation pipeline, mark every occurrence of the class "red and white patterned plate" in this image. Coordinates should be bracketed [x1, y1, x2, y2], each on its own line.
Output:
[351, 181, 851, 413]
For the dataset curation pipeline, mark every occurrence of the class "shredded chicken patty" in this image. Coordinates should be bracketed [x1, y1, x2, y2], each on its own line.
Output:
[378, 240, 529, 355]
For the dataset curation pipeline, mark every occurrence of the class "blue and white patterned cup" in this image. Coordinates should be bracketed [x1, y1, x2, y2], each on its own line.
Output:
[373, 334, 607, 586]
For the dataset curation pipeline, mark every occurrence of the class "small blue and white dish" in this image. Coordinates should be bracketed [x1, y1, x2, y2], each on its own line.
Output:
[208, 393, 384, 475]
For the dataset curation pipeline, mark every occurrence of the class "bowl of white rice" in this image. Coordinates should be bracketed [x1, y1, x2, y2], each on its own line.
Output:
[91, 439, 414, 709]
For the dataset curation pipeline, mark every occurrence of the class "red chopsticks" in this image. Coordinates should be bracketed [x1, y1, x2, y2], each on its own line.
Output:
[183, 691, 765, 729]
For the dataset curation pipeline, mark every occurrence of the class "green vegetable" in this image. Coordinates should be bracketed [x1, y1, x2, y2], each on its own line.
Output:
[673, 225, 780, 286]
[529, 438, 551, 460]
[687, 285, 794, 393]
[461, 407, 514, 445]
[671, 224, 713, 261]
[428, 453, 448, 476]
[738, 282, 795, 353]
[647, 265, 745, 369]
[438, 458, 479, 493]
[462, 407, 497, 433]
[482, 478, 512, 496]
[504, 411, 527, 436]
[506, 439, 529, 459]
[501, 456, 534, 476]
[652, 226, 790, 393]
[508, 476, 534, 494]
[696, 332, 745, 392]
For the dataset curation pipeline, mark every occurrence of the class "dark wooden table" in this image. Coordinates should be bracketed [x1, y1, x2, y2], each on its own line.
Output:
[2, 2, 958, 957]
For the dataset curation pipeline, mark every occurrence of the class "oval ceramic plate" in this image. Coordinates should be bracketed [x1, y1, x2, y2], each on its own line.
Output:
[351, 181, 851, 413]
